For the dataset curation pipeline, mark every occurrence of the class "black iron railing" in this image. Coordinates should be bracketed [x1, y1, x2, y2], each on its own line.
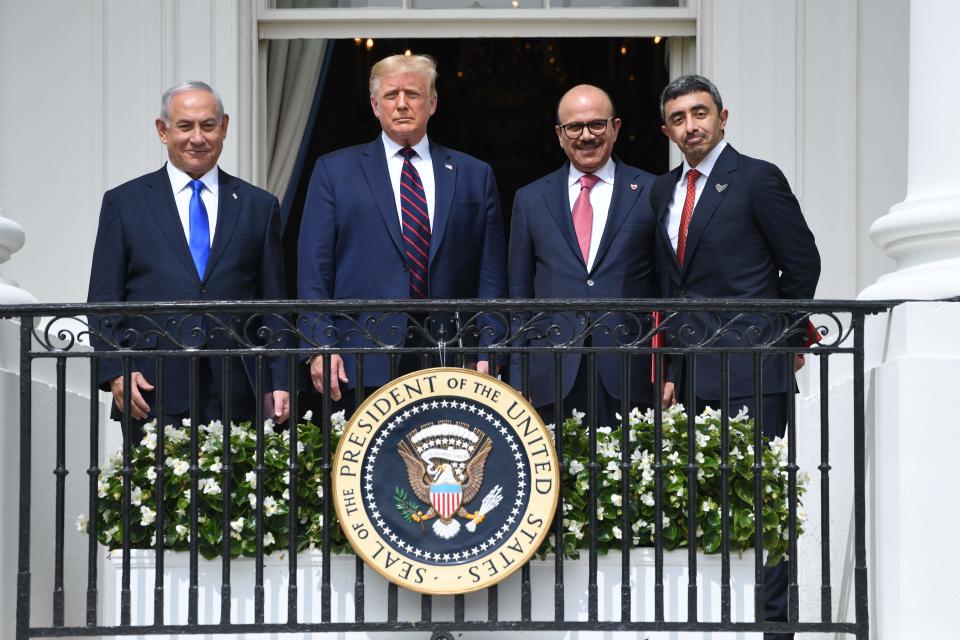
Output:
[2, 298, 889, 639]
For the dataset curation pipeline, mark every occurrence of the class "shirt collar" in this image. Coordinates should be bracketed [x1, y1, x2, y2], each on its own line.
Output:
[381, 131, 432, 163]
[568, 156, 616, 187]
[682, 139, 727, 179]
[166, 162, 219, 195]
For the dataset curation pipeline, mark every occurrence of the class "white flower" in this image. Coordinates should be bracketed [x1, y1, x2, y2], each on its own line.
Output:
[150, 533, 157, 547]
[596, 505, 605, 520]
[131, 486, 143, 506]
[282, 488, 290, 500]
[230, 517, 246, 532]
[570, 409, 585, 425]
[183, 489, 191, 503]
[563, 518, 585, 539]
[263, 532, 276, 547]
[316, 484, 323, 500]
[75, 514, 89, 533]
[568, 459, 584, 475]
[175, 524, 189, 538]
[302, 409, 314, 422]
[263, 496, 278, 516]
[199, 478, 222, 495]
[610, 494, 622, 507]
[104, 525, 119, 541]
[146, 466, 157, 482]
[140, 432, 157, 451]
[263, 420, 275, 436]
[245, 471, 257, 489]
[248, 493, 257, 509]
[331, 410, 347, 436]
[282, 471, 290, 485]
[605, 460, 622, 482]
[612, 525, 622, 540]
[797, 471, 810, 485]
[168, 458, 190, 477]
[208, 458, 223, 474]
[139, 506, 156, 527]
[640, 492, 655, 507]
[97, 478, 110, 498]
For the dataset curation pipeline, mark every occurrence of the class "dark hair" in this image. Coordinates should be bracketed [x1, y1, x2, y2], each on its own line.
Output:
[659, 74, 723, 122]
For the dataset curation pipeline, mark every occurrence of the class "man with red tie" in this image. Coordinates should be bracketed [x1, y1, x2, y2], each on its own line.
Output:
[650, 74, 820, 640]
[298, 54, 507, 409]
[508, 84, 659, 427]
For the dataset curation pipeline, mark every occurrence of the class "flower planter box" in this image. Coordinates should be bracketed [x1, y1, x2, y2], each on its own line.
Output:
[105, 548, 758, 639]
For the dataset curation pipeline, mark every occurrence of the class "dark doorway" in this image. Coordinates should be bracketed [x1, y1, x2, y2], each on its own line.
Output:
[283, 37, 671, 295]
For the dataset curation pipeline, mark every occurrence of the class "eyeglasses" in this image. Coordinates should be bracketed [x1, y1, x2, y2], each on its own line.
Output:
[557, 117, 614, 139]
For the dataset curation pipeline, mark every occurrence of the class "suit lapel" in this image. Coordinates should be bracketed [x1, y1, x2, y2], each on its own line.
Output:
[204, 169, 242, 282]
[429, 142, 455, 264]
[359, 138, 405, 257]
[145, 166, 201, 281]
[681, 145, 737, 274]
[592, 160, 643, 272]
[541, 164, 584, 268]
[654, 166, 683, 281]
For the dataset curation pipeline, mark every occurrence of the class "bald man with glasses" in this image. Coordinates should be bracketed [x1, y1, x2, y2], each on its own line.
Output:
[508, 84, 660, 428]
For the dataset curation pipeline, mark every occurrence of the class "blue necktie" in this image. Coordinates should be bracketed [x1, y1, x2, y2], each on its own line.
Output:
[399, 147, 430, 298]
[188, 179, 210, 279]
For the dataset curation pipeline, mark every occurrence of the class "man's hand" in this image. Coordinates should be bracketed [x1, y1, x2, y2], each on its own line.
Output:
[795, 354, 806, 371]
[110, 372, 154, 420]
[265, 390, 290, 423]
[475, 360, 490, 375]
[661, 381, 677, 409]
[310, 354, 349, 401]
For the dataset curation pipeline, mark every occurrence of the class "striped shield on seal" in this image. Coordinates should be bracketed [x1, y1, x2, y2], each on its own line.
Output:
[430, 483, 462, 520]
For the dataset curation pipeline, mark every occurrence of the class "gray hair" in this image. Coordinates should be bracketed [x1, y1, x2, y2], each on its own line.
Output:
[160, 81, 225, 125]
[659, 74, 723, 122]
[369, 54, 438, 98]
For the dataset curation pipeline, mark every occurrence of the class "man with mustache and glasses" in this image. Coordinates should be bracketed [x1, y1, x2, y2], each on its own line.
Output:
[650, 74, 820, 640]
[508, 84, 659, 428]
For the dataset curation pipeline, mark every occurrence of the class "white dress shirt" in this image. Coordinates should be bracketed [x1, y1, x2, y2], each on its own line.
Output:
[666, 139, 728, 252]
[382, 132, 436, 230]
[567, 157, 616, 271]
[166, 162, 219, 247]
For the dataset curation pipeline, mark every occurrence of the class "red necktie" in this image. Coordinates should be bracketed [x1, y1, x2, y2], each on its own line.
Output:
[572, 173, 600, 264]
[399, 147, 430, 298]
[676, 168, 701, 265]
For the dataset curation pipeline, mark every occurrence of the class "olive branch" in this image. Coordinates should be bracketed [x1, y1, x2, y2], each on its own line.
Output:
[394, 487, 422, 522]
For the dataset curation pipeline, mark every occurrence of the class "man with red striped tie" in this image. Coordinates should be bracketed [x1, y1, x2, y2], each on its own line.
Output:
[298, 54, 507, 411]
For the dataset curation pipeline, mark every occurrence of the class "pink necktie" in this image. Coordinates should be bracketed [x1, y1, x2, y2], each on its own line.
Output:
[676, 168, 701, 265]
[572, 173, 600, 264]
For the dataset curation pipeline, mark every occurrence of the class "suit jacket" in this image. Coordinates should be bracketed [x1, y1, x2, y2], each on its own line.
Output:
[649, 144, 821, 399]
[297, 137, 507, 389]
[508, 160, 658, 408]
[87, 165, 288, 420]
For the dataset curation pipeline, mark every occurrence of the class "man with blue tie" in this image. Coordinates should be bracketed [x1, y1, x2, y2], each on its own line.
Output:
[298, 54, 507, 407]
[87, 81, 290, 428]
[650, 74, 820, 640]
[508, 84, 659, 427]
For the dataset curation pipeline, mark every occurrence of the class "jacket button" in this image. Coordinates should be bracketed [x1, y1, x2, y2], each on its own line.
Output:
[586, 279, 595, 287]
[200, 286, 208, 294]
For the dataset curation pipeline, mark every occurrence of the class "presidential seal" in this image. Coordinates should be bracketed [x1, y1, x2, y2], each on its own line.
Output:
[333, 368, 559, 595]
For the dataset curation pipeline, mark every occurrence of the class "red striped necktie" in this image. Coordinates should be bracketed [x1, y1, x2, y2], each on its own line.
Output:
[399, 147, 431, 299]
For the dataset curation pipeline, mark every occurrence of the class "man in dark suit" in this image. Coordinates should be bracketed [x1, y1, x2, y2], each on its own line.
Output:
[87, 81, 289, 428]
[508, 84, 658, 428]
[650, 74, 820, 640]
[298, 54, 506, 407]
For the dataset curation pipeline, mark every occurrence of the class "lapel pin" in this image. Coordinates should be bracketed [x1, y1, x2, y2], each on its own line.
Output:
[444, 163, 454, 170]
[232, 192, 238, 200]
[630, 183, 638, 191]
[715, 183, 728, 193]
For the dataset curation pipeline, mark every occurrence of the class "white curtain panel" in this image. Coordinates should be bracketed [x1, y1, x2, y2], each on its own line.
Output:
[264, 0, 332, 201]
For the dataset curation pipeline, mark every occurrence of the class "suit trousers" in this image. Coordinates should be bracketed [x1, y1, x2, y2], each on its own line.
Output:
[694, 393, 791, 640]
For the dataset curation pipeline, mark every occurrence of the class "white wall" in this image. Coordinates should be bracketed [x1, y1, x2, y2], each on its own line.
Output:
[0, 0, 245, 304]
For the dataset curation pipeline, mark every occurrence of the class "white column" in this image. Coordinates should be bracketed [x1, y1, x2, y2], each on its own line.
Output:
[859, 0, 960, 299]
[0, 210, 36, 304]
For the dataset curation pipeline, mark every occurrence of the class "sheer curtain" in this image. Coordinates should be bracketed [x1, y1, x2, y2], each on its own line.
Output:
[264, 0, 334, 203]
